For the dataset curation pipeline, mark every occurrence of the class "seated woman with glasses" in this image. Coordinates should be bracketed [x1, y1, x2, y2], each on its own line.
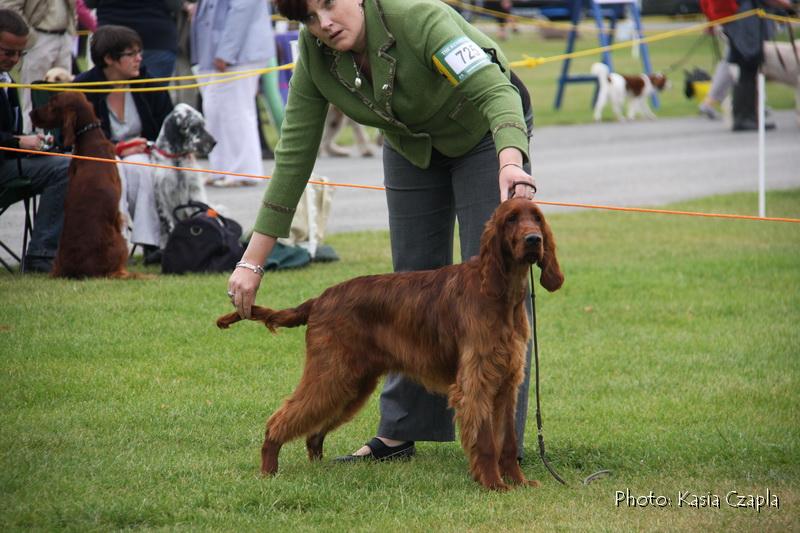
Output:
[75, 25, 174, 264]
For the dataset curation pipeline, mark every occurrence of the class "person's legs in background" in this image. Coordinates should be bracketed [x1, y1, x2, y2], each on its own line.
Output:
[0, 156, 69, 273]
[201, 62, 265, 187]
[699, 60, 735, 119]
[117, 153, 161, 260]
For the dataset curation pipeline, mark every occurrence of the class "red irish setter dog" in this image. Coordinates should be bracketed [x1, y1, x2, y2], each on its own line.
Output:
[30, 92, 131, 278]
[216, 199, 564, 490]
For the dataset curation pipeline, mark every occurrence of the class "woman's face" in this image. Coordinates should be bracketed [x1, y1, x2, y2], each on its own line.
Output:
[103, 46, 141, 80]
[304, 0, 367, 54]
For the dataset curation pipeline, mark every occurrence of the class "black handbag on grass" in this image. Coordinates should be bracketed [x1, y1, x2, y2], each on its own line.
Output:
[162, 201, 244, 274]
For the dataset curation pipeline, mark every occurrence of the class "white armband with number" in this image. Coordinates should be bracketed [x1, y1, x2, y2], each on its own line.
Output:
[432, 36, 492, 86]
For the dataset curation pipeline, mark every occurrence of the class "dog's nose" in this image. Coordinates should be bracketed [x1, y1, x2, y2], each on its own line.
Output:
[524, 234, 542, 247]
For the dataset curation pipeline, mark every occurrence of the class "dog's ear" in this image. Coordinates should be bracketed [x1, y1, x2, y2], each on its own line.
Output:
[163, 114, 184, 152]
[479, 206, 508, 299]
[62, 106, 77, 148]
[535, 208, 564, 292]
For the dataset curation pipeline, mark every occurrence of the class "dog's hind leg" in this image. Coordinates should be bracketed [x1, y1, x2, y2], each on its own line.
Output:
[261, 355, 372, 475]
[305, 373, 380, 461]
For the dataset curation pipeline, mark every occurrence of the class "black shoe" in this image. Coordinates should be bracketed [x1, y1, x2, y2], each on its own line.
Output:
[733, 119, 776, 131]
[142, 245, 162, 266]
[333, 437, 416, 463]
[22, 255, 53, 273]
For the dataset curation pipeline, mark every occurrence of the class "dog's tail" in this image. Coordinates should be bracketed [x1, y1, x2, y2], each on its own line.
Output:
[216, 300, 313, 333]
[591, 62, 610, 85]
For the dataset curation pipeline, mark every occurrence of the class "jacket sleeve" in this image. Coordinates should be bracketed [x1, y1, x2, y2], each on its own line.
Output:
[403, 1, 529, 162]
[253, 36, 328, 238]
[215, 0, 263, 64]
[0, 130, 20, 148]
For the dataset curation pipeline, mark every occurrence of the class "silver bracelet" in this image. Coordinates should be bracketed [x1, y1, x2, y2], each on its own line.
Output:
[235, 260, 265, 276]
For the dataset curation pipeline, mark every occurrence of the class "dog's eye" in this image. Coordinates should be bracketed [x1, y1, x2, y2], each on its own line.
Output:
[506, 213, 518, 223]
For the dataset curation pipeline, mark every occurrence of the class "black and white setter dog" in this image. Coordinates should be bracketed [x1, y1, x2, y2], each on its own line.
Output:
[152, 103, 216, 246]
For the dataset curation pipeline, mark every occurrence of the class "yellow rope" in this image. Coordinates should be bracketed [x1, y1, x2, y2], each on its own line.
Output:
[6, 9, 797, 93]
[509, 9, 763, 68]
[0, 64, 295, 93]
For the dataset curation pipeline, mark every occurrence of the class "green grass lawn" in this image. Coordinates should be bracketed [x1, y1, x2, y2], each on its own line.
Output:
[1, 190, 798, 531]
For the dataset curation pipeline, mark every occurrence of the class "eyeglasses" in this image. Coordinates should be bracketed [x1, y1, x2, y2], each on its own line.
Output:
[118, 49, 142, 58]
[0, 46, 27, 58]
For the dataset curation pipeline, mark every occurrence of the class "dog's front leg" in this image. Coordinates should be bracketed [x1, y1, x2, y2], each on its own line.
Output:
[496, 387, 539, 488]
[450, 381, 507, 490]
[261, 433, 282, 475]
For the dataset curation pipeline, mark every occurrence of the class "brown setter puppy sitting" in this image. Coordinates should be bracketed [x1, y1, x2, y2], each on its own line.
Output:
[31, 92, 130, 278]
[217, 199, 564, 490]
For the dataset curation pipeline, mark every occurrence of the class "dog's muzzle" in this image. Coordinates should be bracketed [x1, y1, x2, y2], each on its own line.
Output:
[523, 233, 543, 262]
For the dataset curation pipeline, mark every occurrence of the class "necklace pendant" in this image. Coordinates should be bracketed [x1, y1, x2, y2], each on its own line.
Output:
[354, 76, 362, 89]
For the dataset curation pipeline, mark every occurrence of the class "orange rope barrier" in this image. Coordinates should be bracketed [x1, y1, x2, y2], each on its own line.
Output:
[534, 200, 800, 223]
[2, 146, 798, 224]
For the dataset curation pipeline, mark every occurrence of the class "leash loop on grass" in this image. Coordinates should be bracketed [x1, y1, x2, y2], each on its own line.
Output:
[583, 470, 612, 485]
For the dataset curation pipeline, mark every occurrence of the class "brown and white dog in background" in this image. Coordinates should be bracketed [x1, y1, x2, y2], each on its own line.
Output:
[592, 62, 669, 121]
[30, 92, 134, 279]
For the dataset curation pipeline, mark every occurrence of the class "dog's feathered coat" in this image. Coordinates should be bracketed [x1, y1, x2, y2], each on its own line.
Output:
[216, 199, 564, 490]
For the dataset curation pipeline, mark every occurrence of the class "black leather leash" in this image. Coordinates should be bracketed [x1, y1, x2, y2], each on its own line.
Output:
[528, 267, 567, 485]
[508, 183, 611, 486]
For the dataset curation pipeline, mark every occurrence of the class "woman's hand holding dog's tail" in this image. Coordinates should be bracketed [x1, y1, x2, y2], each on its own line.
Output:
[227, 232, 277, 319]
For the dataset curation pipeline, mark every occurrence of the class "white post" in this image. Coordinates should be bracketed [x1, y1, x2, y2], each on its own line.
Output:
[757, 71, 766, 218]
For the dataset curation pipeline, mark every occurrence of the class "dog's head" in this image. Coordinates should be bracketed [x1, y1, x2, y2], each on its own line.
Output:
[30, 91, 97, 147]
[43, 67, 73, 83]
[157, 103, 216, 158]
[648, 73, 670, 92]
[479, 198, 564, 297]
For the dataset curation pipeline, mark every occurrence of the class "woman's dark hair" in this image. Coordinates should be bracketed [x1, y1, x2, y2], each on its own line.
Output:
[0, 8, 29, 37]
[90, 25, 143, 67]
[274, 0, 311, 22]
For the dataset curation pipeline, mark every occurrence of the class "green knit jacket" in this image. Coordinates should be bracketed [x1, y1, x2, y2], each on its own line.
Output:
[254, 0, 529, 237]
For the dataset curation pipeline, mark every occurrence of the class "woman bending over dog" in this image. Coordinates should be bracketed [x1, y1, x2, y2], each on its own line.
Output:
[227, 0, 537, 463]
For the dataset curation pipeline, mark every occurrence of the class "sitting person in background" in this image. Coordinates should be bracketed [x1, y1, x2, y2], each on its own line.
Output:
[0, 8, 69, 273]
[75, 24, 173, 264]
